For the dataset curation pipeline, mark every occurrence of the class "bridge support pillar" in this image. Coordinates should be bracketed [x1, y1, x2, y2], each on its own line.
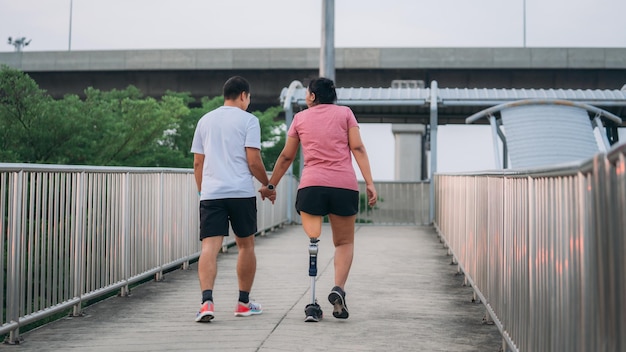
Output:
[392, 124, 426, 181]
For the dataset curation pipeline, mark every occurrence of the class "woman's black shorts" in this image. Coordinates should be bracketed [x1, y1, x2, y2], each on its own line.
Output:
[295, 186, 359, 216]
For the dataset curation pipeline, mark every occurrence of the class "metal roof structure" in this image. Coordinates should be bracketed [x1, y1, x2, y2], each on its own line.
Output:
[280, 81, 626, 125]
[465, 99, 621, 169]
[281, 80, 626, 221]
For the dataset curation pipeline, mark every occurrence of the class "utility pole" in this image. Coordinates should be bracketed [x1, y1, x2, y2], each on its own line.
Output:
[69, 0, 73, 51]
[523, 0, 526, 47]
[320, 0, 335, 82]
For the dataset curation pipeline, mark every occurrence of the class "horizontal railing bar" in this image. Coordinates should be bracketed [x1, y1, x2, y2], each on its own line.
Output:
[0, 163, 192, 174]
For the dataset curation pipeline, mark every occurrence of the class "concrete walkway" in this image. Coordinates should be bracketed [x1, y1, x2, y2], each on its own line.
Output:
[2, 225, 502, 352]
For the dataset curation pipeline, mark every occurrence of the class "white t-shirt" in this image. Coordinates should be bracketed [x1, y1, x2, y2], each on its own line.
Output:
[190, 106, 261, 200]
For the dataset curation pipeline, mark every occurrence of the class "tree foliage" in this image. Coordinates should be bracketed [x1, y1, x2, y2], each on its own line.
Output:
[0, 65, 291, 171]
[0, 65, 53, 162]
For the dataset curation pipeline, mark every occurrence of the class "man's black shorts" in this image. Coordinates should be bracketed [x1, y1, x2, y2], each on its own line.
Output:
[199, 197, 257, 240]
[295, 186, 359, 216]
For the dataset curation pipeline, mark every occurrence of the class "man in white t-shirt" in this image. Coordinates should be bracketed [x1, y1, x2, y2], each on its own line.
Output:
[190, 76, 275, 322]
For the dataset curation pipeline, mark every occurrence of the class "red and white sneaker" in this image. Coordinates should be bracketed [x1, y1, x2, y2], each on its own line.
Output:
[195, 301, 215, 322]
[234, 301, 262, 317]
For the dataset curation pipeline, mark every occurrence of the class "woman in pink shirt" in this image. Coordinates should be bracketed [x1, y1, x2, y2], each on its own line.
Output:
[264, 77, 377, 322]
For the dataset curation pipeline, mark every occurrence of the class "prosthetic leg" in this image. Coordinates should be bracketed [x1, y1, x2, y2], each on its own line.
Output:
[304, 238, 323, 322]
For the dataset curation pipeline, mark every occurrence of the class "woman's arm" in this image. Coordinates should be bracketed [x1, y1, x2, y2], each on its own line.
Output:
[348, 126, 377, 206]
[268, 135, 300, 186]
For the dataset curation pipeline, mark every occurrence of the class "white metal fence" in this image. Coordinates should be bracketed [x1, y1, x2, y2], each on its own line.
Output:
[0, 164, 294, 343]
[356, 180, 430, 225]
[0, 162, 431, 343]
[434, 142, 626, 352]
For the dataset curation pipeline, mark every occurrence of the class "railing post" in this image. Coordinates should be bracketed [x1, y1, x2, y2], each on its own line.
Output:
[5, 171, 24, 344]
[71, 172, 86, 316]
[120, 172, 131, 297]
[0, 173, 5, 336]
[282, 81, 302, 224]
[429, 80, 438, 224]
[155, 172, 164, 281]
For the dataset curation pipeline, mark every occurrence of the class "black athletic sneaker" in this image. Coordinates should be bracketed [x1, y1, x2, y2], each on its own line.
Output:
[328, 286, 349, 319]
[304, 302, 323, 322]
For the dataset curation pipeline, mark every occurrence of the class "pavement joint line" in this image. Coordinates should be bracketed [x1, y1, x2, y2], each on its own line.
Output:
[256, 243, 335, 351]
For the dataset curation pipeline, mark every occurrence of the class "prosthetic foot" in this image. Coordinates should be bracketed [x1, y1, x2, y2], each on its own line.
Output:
[304, 238, 323, 322]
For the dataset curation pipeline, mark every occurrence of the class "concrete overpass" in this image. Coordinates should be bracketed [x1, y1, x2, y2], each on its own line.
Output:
[1, 47, 625, 117]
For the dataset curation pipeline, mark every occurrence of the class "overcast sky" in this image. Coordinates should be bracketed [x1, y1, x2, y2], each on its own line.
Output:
[1, 0, 624, 178]
[2, 0, 626, 52]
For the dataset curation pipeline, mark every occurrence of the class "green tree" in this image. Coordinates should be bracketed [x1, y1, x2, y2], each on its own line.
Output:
[36, 94, 88, 164]
[0, 65, 51, 162]
[168, 95, 224, 168]
[252, 105, 288, 171]
[77, 86, 190, 166]
[175, 96, 290, 171]
[0, 65, 289, 169]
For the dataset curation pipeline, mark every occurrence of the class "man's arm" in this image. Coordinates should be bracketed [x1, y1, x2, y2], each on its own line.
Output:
[193, 153, 205, 193]
[246, 147, 276, 202]
[246, 147, 270, 186]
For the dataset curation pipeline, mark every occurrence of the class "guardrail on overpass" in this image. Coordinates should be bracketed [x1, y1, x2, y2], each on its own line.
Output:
[434, 142, 626, 351]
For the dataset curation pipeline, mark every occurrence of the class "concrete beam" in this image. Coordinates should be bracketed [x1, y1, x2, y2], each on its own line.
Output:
[2, 47, 626, 72]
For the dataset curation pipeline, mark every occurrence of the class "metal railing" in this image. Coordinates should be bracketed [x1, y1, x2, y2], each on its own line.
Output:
[0, 161, 431, 343]
[434, 142, 626, 352]
[356, 180, 430, 225]
[0, 164, 295, 344]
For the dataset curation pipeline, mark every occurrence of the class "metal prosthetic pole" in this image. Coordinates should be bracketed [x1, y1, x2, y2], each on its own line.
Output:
[308, 238, 319, 303]
[304, 238, 323, 322]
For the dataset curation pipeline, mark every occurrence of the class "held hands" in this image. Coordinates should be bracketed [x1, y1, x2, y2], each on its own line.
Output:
[259, 185, 277, 204]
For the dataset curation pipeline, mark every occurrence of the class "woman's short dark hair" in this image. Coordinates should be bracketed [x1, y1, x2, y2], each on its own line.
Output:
[223, 76, 250, 100]
[308, 77, 337, 104]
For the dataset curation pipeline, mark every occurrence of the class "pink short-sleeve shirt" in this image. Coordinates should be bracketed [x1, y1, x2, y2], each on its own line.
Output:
[288, 104, 359, 191]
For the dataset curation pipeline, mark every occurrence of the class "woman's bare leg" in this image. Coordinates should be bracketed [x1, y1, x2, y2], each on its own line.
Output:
[327, 213, 356, 288]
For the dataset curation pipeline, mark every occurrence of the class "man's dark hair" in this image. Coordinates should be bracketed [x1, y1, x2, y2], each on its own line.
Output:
[308, 77, 337, 104]
[223, 76, 250, 100]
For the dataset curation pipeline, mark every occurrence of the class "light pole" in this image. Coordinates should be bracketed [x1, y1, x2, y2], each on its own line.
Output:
[68, 0, 73, 51]
[523, 0, 527, 47]
[7, 37, 31, 52]
[320, 0, 335, 82]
